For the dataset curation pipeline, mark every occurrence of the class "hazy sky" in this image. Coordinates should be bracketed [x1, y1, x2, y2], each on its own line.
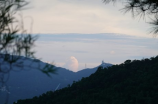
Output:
[20, 0, 158, 72]
[23, 0, 152, 37]
[34, 34, 158, 72]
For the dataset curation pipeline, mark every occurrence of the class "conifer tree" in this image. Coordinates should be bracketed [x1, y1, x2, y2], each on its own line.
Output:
[0, 1, 55, 103]
[103, 0, 158, 34]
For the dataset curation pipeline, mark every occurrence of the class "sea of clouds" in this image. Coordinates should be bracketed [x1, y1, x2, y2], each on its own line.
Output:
[34, 33, 158, 72]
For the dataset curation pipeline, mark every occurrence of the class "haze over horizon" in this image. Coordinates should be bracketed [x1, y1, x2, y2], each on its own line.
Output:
[34, 33, 158, 72]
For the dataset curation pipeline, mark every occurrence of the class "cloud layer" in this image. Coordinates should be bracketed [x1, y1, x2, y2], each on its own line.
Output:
[35, 33, 158, 70]
[64, 56, 79, 72]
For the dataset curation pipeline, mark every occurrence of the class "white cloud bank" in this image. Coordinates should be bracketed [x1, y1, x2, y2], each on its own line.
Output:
[64, 56, 79, 72]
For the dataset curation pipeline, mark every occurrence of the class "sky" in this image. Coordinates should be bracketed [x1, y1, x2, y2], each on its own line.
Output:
[22, 0, 152, 37]
[19, 0, 158, 72]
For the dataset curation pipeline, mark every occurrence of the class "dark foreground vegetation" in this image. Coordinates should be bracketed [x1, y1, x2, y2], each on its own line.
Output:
[15, 56, 158, 104]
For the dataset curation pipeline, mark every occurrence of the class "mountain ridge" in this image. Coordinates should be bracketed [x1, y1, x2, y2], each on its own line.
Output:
[0, 56, 112, 104]
[15, 55, 158, 104]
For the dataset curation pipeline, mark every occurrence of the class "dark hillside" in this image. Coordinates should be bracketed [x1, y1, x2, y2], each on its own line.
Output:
[15, 56, 158, 104]
[0, 56, 111, 104]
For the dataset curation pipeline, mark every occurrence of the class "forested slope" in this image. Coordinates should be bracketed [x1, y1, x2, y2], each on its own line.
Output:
[15, 56, 158, 104]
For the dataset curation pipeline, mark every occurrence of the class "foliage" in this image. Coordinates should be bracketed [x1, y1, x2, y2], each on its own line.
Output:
[0, 1, 56, 104]
[0, 0, 35, 58]
[103, 0, 158, 34]
[15, 56, 158, 104]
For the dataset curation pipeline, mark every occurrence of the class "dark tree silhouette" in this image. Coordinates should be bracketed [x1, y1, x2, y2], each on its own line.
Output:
[15, 56, 158, 104]
[0, 0, 56, 103]
[103, 0, 158, 34]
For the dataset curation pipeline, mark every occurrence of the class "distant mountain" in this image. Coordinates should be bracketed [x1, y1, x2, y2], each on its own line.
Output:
[0, 56, 112, 104]
[15, 56, 158, 104]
